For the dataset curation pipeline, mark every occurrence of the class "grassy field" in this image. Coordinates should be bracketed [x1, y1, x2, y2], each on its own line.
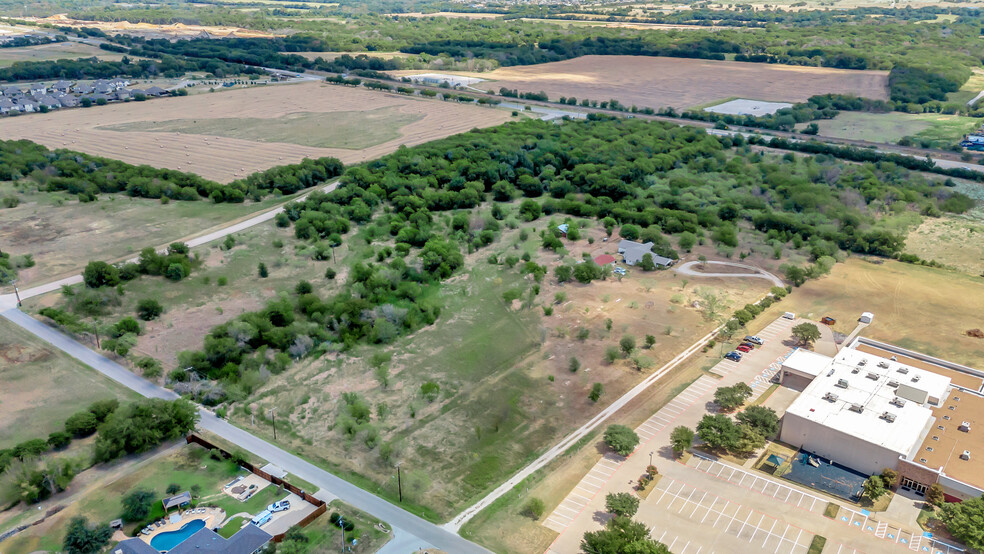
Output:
[0, 181, 288, 286]
[101, 106, 425, 150]
[756, 257, 984, 368]
[0, 317, 139, 448]
[0, 82, 512, 182]
[301, 500, 392, 553]
[0, 443, 295, 553]
[804, 111, 979, 145]
[947, 69, 984, 105]
[905, 216, 984, 276]
[0, 41, 128, 67]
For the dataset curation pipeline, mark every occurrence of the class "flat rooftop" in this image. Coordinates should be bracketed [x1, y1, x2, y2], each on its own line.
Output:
[914, 390, 984, 489]
[854, 343, 984, 392]
[785, 348, 947, 455]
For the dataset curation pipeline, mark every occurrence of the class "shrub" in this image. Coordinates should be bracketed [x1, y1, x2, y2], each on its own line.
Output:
[589, 382, 603, 402]
[604, 346, 620, 364]
[521, 497, 545, 520]
[121, 489, 155, 522]
[47, 431, 72, 450]
[64, 411, 99, 438]
[136, 298, 163, 321]
[420, 381, 440, 402]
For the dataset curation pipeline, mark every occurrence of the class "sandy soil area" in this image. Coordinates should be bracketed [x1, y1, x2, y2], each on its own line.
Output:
[0, 82, 512, 182]
[395, 55, 889, 109]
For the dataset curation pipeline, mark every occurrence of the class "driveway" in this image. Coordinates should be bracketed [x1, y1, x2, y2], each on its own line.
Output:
[675, 261, 784, 287]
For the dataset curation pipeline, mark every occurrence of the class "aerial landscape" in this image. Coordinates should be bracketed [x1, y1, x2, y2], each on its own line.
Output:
[3, 0, 984, 553]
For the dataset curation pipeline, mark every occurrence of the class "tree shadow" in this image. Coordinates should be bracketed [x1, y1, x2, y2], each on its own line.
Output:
[592, 510, 613, 526]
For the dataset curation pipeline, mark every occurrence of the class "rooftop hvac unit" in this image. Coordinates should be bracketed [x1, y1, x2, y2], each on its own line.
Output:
[888, 380, 900, 388]
[878, 361, 890, 369]
[897, 367, 909, 374]
[891, 356, 898, 362]
[827, 368, 835, 377]
[960, 421, 972, 432]
[961, 450, 971, 461]
[890, 397, 906, 408]
[881, 412, 897, 423]
[858, 359, 867, 366]
[835, 379, 849, 389]
[912, 375, 921, 382]
[823, 392, 839, 402]
[866, 372, 879, 380]
[849, 403, 864, 413]
[851, 367, 861, 374]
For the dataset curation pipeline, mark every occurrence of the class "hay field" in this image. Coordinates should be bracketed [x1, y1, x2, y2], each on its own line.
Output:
[0, 82, 512, 182]
[0, 41, 128, 67]
[804, 111, 979, 144]
[400, 55, 889, 109]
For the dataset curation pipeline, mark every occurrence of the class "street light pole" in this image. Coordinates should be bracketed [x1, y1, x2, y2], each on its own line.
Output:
[649, 451, 654, 467]
[269, 408, 277, 441]
[13, 286, 21, 307]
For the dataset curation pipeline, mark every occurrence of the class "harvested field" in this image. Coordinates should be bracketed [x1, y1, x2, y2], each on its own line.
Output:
[0, 81, 512, 182]
[23, 14, 276, 38]
[396, 55, 889, 109]
[0, 41, 129, 67]
[803, 111, 979, 145]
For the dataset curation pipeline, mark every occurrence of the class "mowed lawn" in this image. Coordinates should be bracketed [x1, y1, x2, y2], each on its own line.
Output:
[0, 181, 289, 285]
[806, 111, 979, 145]
[0, 444, 290, 553]
[755, 257, 984, 368]
[0, 318, 139, 448]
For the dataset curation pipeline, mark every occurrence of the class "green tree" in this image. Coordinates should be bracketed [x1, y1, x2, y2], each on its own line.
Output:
[604, 346, 620, 364]
[555, 265, 573, 283]
[697, 414, 742, 450]
[258, 262, 269, 278]
[926, 483, 945, 507]
[736, 406, 779, 437]
[136, 298, 163, 321]
[713, 383, 753, 412]
[792, 323, 822, 347]
[678, 231, 696, 252]
[573, 261, 602, 284]
[942, 496, 984, 549]
[64, 411, 99, 438]
[645, 334, 656, 349]
[603, 425, 639, 456]
[619, 335, 636, 357]
[605, 492, 640, 518]
[63, 517, 112, 554]
[589, 382, 604, 402]
[166, 483, 182, 495]
[420, 381, 440, 402]
[121, 488, 155, 522]
[669, 426, 695, 455]
[581, 516, 670, 554]
[521, 497, 545, 520]
[639, 253, 656, 271]
[881, 468, 899, 489]
[733, 425, 765, 455]
[863, 475, 886, 501]
[569, 357, 580, 373]
[82, 261, 119, 288]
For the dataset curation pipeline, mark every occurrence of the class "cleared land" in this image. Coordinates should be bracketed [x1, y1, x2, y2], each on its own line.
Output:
[23, 14, 276, 38]
[395, 55, 889, 109]
[905, 216, 984, 276]
[0, 41, 129, 67]
[0, 318, 139, 447]
[0, 181, 288, 285]
[0, 81, 512, 182]
[756, 257, 984, 368]
[804, 111, 979, 145]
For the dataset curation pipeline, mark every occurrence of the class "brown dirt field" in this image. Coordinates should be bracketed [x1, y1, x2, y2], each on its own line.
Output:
[0, 41, 129, 67]
[384, 11, 504, 18]
[24, 14, 276, 38]
[395, 55, 889, 109]
[0, 82, 512, 183]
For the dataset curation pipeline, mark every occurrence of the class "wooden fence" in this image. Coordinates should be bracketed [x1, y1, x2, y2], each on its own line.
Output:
[185, 433, 328, 542]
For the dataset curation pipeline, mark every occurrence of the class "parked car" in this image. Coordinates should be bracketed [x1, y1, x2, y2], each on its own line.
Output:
[268, 500, 291, 513]
[724, 351, 742, 362]
[744, 335, 764, 345]
[251, 510, 273, 527]
[820, 316, 836, 325]
[739, 342, 756, 350]
[783, 312, 795, 320]
[737, 345, 752, 353]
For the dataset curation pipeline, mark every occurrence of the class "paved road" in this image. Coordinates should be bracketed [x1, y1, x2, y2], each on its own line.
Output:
[446, 324, 723, 531]
[675, 260, 784, 288]
[0, 309, 488, 553]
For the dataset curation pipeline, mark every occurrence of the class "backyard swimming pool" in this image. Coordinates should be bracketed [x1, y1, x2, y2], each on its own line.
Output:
[149, 518, 206, 551]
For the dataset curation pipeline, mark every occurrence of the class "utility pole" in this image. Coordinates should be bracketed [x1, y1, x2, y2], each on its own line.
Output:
[269, 408, 277, 441]
[14, 286, 21, 307]
[397, 463, 403, 503]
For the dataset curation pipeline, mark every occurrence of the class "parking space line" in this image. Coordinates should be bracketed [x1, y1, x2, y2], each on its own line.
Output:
[762, 520, 778, 547]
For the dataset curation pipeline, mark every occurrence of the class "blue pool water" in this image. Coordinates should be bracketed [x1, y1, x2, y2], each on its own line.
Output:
[149, 518, 206, 551]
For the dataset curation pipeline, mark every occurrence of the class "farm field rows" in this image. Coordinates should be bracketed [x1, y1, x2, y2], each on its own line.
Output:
[0, 82, 512, 182]
[393, 55, 890, 109]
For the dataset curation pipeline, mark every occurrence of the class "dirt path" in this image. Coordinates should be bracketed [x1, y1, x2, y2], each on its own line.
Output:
[675, 260, 784, 287]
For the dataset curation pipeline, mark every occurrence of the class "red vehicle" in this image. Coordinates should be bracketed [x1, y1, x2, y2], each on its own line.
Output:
[737, 344, 752, 353]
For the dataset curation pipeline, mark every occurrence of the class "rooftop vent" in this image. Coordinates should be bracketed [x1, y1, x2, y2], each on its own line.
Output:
[835, 379, 849, 389]
[888, 380, 900, 388]
[866, 372, 879, 381]
[858, 359, 867, 366]
[827, 368, 835, 377]
[897, 367, 909, 374]
[920, 458, 928, 463]
[891, 356, 898, 361]
[933, 436, 940, 441]
[851, 367, 861, 374]
[961, 450, 971, 461]
[960, 421, 971, 432]
[890, 398, 906, 408]
[849, 403, 865, 414]
[823, 392, 839, 402]
[912, 376, 921, 382]
[938, 425, 945, 430]
[881, 411, 897, 423]
[878, 361, 890, 369]
[926, 446, 934, 452]
[944, 415, 951, 421]
[954, 396, 961, 402]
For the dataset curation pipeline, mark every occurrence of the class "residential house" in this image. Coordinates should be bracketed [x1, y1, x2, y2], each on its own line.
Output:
[115, 523, 271, 554]
[617, 239, 674, 268]
[109, 78, 129, 89]
[27, 84, 46, 95]
[35, 95, 61, 110]
[51, 80, 72, 93]
[72, 83, 94, 94]
[114, 89, 132, 101]
[144, 86, 167, 97]
[89, 93, 111, 103]
[93, 83, 114, 95]
[16, 99, 38, 113]
[57, 95, 79, 108]
[0, 98, 16, 114]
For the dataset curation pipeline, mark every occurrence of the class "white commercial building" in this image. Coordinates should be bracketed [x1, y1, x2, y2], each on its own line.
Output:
[780, 348, 949, 476]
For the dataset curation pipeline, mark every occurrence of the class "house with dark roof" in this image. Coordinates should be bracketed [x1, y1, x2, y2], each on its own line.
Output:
[162, 491, 191, 511]
[617, 239, 674, 268]
[51, 80, 72, 93]
[35, 95, 61, 110]
[144, 86, 167, 97]
[58, 95, 79, 108]
[0, 98, 16, 114]
[16, 99, 38, 113]
[72, 83, 94, 94]
[114, 523, 271, 554]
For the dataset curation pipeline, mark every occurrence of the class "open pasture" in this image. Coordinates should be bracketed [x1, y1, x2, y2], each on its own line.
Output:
[0, 81, 512, 182]
[0, 41, 129, 67]
[396, 55, 889, 109]
[804, 111, 979, 145]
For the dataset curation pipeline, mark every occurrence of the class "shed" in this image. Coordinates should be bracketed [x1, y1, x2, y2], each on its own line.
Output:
[162, 491, 191, 511]
[556, 223, 569, 237]
[859, 312, 874, 324]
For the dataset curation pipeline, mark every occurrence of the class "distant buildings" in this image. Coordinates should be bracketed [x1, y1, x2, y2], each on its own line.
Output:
[617, 239, 674, 268]
[0, 79, 172, 116]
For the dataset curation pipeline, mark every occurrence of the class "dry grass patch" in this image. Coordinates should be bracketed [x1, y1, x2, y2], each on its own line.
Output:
[0, 41, 129, 67]
[0, 82, 512, 182]
[394, 55, 889, 109]
[905, 216, 984, 276]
